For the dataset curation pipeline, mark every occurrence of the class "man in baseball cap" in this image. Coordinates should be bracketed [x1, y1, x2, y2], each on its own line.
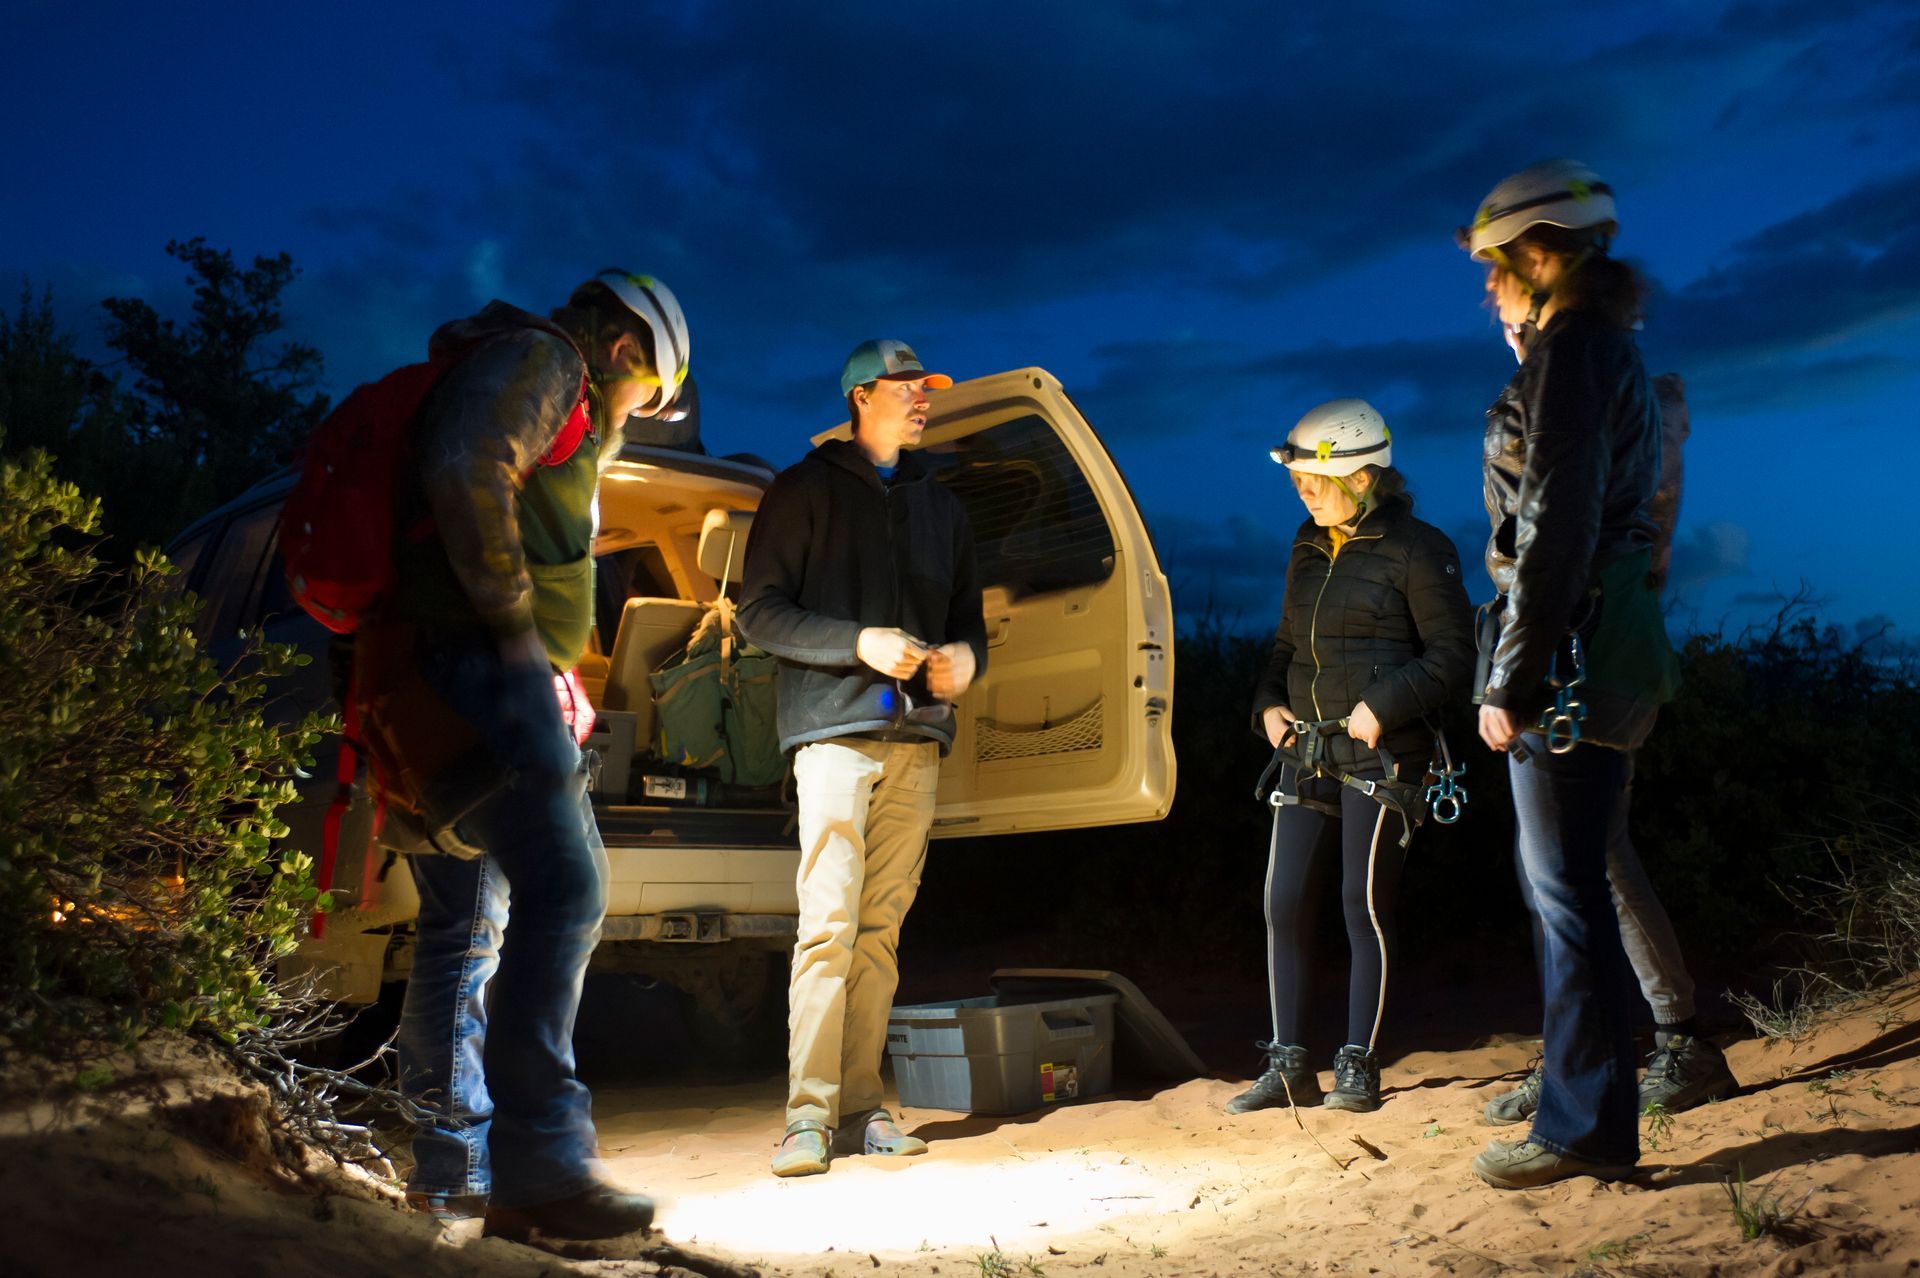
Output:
[837, 338, 954, 396]
[738, 340, 985, 1177]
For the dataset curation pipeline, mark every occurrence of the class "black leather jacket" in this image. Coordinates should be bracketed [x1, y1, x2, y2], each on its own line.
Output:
[1252, 493, 1475, 774]
[1481, 309, 1661, 719]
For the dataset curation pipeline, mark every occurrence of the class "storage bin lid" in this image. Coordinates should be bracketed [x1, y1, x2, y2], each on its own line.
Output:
[990, 968, 1206, 1081]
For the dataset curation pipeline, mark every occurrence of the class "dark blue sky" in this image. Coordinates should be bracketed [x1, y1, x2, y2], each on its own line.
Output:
[6, 1, 1918, 638]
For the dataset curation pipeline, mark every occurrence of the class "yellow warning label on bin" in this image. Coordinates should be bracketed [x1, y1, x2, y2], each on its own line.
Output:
[1040, 1061, 1079, 1102]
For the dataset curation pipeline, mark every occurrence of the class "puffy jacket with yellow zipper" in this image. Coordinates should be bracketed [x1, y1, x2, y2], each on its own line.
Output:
[1251, 492, 1475, 775]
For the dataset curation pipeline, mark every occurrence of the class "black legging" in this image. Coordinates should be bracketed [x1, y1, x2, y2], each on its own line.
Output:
[1263, 780, 1412, 1051]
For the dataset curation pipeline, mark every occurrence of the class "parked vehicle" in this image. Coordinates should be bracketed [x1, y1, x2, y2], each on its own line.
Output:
[168, 368, 1175, 1042]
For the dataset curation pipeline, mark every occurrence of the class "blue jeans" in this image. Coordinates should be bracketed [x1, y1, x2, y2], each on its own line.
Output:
[394, 635, 609, 1207]
[1519, 753, 1697, 1026]
[1508, 735, 1639, 1164]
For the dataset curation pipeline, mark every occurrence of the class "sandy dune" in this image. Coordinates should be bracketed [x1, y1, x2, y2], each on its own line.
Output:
[596, 985, 1920, 1276]
[4, 980, 1916, 1277]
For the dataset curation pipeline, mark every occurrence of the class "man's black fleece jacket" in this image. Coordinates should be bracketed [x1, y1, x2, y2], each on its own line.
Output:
[737, 438, 988, 755]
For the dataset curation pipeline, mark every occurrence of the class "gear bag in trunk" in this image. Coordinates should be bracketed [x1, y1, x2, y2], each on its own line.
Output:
[649, 601, 784, 787]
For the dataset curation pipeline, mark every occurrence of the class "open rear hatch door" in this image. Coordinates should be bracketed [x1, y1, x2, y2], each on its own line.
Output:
[824, 367, 1175, 835]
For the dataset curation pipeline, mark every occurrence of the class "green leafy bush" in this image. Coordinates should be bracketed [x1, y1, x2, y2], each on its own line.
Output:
[0, 444, 333, 1049]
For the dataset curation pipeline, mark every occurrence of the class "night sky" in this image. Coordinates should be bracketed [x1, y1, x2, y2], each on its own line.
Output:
[7, 1, 1918, 639]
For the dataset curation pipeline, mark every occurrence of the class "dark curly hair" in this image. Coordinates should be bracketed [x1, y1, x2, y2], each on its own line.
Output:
[1509, 223, 1648, 330]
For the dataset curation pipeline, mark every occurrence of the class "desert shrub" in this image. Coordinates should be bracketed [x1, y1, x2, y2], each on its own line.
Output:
[1729, 805, 1920, 1037]
[0, 444, 333, 1050]
[1633, 609, 1920, 953]
[913, 601, 1914, 1012]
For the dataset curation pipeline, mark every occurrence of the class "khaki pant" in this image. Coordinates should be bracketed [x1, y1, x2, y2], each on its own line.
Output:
[786, 737, 941, 1127]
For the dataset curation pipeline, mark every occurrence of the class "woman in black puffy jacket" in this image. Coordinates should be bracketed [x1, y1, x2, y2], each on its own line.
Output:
[1229, 398, 1474, 1117]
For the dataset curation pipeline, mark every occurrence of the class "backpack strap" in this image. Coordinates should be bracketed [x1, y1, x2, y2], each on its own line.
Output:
[539, 390, 592, 468]
[312, 665, 371, 940]
[520, 316, 593, 470]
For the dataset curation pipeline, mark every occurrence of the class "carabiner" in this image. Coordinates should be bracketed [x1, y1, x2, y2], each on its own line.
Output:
[1424, 765, 1468, 824]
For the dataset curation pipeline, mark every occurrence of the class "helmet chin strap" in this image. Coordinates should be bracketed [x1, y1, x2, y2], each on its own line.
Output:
[1330, 474, 1375, 527]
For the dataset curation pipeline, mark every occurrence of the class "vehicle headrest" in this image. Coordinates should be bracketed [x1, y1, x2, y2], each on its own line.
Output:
[697, 508, 752, 585]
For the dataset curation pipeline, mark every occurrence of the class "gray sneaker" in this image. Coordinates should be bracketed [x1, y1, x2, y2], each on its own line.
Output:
[1483, 1063, 1542, 1126]
[831, 1108, 928, 1157]
[1639, 1033, 1738, 1113]
[1472, 1138, 1635, 1189]
[771, 1121, 831, 1177]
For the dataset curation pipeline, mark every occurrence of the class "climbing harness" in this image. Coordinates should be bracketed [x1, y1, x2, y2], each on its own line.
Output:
[1253, 718, 1467, 848]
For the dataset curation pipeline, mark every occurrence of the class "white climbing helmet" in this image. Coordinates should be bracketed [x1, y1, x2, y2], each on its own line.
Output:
[1271, 399, 1392, 477]
[1458, 159, 1617, 262]
[591, 269, 691, 414]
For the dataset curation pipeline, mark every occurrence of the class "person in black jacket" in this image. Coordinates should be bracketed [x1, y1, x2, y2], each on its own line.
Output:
[1232, 398, 1474, 1116]
[737, 339, 987, 1178]
[1458, 161, 1683, 1190]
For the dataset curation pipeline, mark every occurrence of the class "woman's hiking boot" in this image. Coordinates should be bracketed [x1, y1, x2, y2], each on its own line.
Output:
[1226, 1042, 1321, 1112]
[1483, 1062, 1543, 1126]
[1323, 1044, 1382, 1112]
[1639, 1032, 1738, 1112]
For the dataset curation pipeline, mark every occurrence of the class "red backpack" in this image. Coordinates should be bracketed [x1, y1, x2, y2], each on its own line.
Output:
[281, 324, 592, 937]
[280, 330, 591, 633]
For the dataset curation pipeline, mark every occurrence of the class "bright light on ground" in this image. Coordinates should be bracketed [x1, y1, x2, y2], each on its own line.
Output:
[660, 1151, 1179, 1254]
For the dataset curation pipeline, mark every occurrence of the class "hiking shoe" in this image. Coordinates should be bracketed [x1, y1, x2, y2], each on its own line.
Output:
[406, 1190, 488, 1224]
[482, 1180, 655, 1241]
[1226, 1042, 1322, 1113]
[771, 1120, 831, 1177]
[1640, 1032, 1738, 1113]
[832, 1108, 928, 1157]
[1472, 1139, 1635, 1189]
[1323, 1044, 1382, 1113]
[1484, 1063, 1543, 1127]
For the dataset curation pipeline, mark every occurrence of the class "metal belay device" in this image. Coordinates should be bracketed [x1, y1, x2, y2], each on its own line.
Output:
[1253, 717, 1467, 847]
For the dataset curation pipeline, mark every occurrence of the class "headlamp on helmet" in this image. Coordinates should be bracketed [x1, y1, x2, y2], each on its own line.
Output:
[1272, 399, 1392, 477]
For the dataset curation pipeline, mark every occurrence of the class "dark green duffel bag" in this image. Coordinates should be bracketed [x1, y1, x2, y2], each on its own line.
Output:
[649, 606, 784, 787]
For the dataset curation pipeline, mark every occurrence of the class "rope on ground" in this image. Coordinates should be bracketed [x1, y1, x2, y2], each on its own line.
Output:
[1280, 1075, 1370, 1180]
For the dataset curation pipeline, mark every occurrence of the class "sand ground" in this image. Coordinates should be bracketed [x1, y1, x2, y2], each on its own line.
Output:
[4, 980, 1917, 1278]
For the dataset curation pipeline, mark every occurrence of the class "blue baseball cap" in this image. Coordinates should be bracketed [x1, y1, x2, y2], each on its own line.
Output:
[838, 339, 953, 397]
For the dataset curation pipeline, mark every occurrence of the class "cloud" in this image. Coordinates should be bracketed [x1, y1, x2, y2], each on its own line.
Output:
[1071, 333, 1513, 446]
[1852, 612, 1901, 657]
[299, 2, 1919, 335]
[1645, 168, 1920, 410]
[1150, 508, 1299, 629]
[1073, 160, 1920, 451]
[240, 2, 1918, 451]
[1666, 520, 1753, 597]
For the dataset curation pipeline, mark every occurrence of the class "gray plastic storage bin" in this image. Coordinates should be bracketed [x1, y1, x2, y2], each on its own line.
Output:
[886, 990, 1120, 1114]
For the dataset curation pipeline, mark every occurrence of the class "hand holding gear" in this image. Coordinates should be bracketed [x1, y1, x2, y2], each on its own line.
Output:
[1263, 704, 1298, 748]
[1348, 700, 1383, 748]
[926, 642, 977, 700]
[1479, 703, 1521, 752]
[856, 627, 928, 678]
